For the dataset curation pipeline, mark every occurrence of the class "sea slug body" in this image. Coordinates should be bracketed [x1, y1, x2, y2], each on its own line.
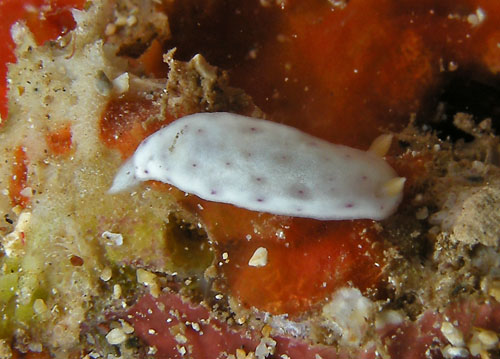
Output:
[109, 112, 405, 220]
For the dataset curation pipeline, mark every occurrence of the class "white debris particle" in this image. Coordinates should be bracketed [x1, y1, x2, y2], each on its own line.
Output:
[441, 345, 469, 359]
[113, 284, 122, 299]
[33, 299, 48, 314]
[177, 345, 187, 356]
[191, 322, 201, 332]
[112, 72, 129, 95]
[104, 23, 117, 36]
[137, 268, 160, 297]
[119, 320, 134, 334]
[222, 252, 229, 260]
[215, 294, 224, 300]
[248, 247, 268, 267]
[321, 287, 375, 346]
[148, 329, 156, 335]
[19, 187, 34, 197]
[100, 267, 112, 282]
[255, 337, 276, 359]
[468, 328, 498, 356]
[441, 321, 465, 347]
[275, 229, 285, 239]
[175, 333, 188, 344]
[102, 231, 123, 246]
[477, 328, 498, 348]
[106, 328, 127, 345]
[467, 8, 486, 27]
[147, 346, 157, 355]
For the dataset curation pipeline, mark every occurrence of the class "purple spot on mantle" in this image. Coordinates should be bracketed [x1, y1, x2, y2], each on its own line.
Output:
[192, 163, 197, 168]
[256, 198, 265, 202]
[345, 203, 354, 208]
[289, 184, 310, 199]
[197, 128, 204, 133]
[250, 127, 257, 132]
[225, 162, 231, 166]
[210, 190, 217, 195]
[144, 170, 149, 174]
[362, 175, 368, 181]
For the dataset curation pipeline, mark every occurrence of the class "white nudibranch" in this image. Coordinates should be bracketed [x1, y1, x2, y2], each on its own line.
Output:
[109, 112, 405, 220]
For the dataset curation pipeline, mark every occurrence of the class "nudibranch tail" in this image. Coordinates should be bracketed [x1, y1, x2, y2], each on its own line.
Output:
[109, 112, 405, 221]
[108, 158, 139, 194]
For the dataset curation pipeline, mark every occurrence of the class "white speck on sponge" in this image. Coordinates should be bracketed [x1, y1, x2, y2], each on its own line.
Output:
[109, 112, 404, 220]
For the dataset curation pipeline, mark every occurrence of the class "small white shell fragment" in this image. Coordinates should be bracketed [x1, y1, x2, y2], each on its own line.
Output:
[106, 328, 127, 345]
[102, 231, 123, 246]
[248, 247, 268, 267]
[100, 267, 112, 282]
[110, 112, 404, 220]
[136, 268, 160, 297]
[441, 345, 469, 359]
[321, 287, 375, 346]
[112, 72, 130, 95]
[477, 329, 499, 347]
[441, 321, 465, 347]
[33, 299, 48, 315]
[119, 319, 135, 334]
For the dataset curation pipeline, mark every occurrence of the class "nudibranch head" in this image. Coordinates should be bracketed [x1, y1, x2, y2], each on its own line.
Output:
[110, 112, 404, 220]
